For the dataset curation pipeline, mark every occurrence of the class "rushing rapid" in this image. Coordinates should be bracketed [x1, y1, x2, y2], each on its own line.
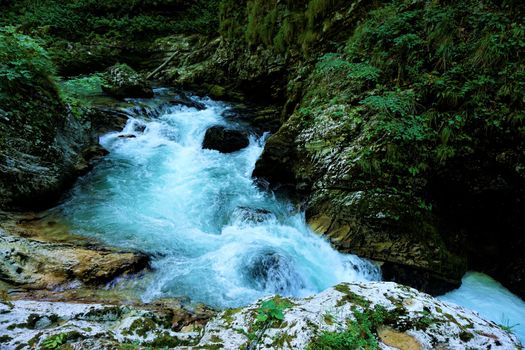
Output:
[54, 91, 380, 308]
[440, 272, 525, 343]
[51, 91, 525, 345]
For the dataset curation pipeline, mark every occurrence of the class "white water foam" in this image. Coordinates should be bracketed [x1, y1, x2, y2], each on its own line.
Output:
[56, 95, 380, 308]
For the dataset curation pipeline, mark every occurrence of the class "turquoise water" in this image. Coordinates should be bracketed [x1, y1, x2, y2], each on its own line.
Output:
[440, 272, 525, 344]
[55, 93, 380, 308]
[52, 92, 525, 344]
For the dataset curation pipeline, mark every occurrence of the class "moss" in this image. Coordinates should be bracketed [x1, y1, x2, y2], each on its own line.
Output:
[334, 285, 371, 308]
[222, 307, 242, 326]
[324, 313, 334, 325]
[459, 331, 474, 342]
[209, 335, 222, 343]
[27, 332, 43, 347]
[272, 332, 295, 348]
[197, 345, 224, 350]
[144, 331, 189, 348]
[0, 334, 12, 343]
[125, 318, 157, 338]
[81, 306, 125, 321]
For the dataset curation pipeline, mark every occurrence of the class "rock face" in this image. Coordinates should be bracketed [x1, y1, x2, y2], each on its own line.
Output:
[102, 64, 153, 99]
[0, 100, 97, 210]
[0, 282, 520, 349]
[202, 126, 249, 153]
[0, 229, 149, 290]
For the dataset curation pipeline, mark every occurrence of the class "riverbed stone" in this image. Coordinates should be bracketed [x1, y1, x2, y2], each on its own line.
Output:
[202, 126, 249, 153]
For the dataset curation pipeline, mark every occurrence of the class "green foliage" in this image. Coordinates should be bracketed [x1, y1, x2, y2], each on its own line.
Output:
[42, 333, 66, 349]
[255, 298, 292, 324]
[0, 0, 221, 74]
[0, 27, 63, 137]
[499, 315, 520, 334]
[220, 0, 347, 53]
[60, 74, 105, 98]
[306, 305, 387, 350]
[1, 0, 221, 40]
[0, 27, 55, 90]
[301, 0, 525, 189]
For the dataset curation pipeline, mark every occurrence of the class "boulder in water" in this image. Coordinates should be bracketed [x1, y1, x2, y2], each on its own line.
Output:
[102, 64, 153, 99]
[202, 126, 249, 153]
[171, 94, 206, 110]
[233, 207, 275, 224]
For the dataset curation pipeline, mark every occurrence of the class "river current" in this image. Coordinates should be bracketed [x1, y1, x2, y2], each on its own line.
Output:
[52, 91, 524, 342]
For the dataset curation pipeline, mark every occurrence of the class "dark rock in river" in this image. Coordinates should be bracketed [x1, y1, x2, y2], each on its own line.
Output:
[118, 134, 137, 139]
[0, 104, 97, 210]
[87, 106, 130, 134]
[171, 93, 206, 110]
[233, 207, 276, 224]
[202, 126, 249, 153]
[102, 64, 153, 99]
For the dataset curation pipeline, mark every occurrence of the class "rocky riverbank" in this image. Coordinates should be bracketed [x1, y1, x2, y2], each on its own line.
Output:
[0, 282, 520, 349]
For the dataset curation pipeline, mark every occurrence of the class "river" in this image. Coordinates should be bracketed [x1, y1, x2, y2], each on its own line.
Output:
[51, 90, 524, 342]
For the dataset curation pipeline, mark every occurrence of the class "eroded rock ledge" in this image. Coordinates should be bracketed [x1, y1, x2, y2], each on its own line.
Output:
[0, 229, 149, 291]
[0, 282, 520, 349]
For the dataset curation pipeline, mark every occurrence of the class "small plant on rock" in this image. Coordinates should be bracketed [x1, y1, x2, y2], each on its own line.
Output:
[42, 333, 66, 349]
[256, 298, 291, 325]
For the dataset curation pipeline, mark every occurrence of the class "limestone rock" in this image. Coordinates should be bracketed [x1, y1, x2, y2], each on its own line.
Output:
[0, 282, 519, 349]
[0, 229, 149, 290]
[193, 282, 520, 349]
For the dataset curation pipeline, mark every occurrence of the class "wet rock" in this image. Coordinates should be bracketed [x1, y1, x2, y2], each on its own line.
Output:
[221, 105, 282, 133]
[202, 126, 249, 153]
[0, 299, 214, 350]
[0, 106, 97, 210]
[244, 251, 303, 293]
[170, 94, 206, 110]
[133, 122, 147, 133]
[75, 144, 110, 175]
[233, 207, 275, 224]
[118, 134, 137, 139]
[87, 106, 130, 135]
[0, 229, 149, 290]
[102, 64, 153, 99]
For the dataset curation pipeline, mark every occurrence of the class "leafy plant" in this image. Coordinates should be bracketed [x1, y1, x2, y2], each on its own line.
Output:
[0, 26, 56, 89]
[42, 333, 66, 349]
[256, 298, 291, 324]
[499, 315, 520, 334]
[307, 305, 387, 350]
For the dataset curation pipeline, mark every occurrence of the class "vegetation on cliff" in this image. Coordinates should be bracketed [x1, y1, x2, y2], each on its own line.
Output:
[0, 0, 221, 75]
